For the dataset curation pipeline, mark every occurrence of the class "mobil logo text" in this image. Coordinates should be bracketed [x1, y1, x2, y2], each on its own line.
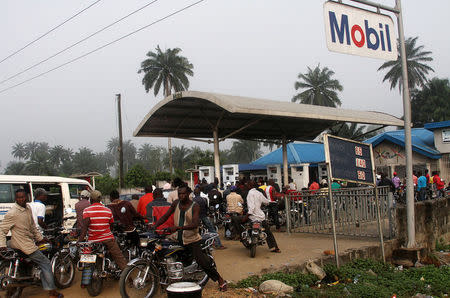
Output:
[323, 1, 397, 61]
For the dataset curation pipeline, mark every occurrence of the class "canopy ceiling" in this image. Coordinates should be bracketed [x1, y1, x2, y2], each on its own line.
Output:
[134, 91, 403, 141]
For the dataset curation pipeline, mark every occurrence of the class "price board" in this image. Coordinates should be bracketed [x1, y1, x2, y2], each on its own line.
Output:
[324, 134, 375, 185]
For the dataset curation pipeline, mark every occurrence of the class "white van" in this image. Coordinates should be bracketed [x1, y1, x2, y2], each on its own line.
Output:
[0, 175, 93, 228]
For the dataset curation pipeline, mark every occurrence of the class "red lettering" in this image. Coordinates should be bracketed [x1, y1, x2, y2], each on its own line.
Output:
[351, 25, 365, 47]
[357, 171, 366, 180]
[355, 146, 362, 156]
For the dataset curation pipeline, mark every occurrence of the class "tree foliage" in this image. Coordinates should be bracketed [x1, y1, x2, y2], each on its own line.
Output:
[138, 46, 194, 97]
[411, 77, 450, 127]
[378, 36, 434, 91]
[292, 65, 343, 107]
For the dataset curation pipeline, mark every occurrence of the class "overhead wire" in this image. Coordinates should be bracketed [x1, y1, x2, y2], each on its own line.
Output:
[0, 0, 205, 95]
[0, 0, 160, 85]
[0, 0, 102, 65]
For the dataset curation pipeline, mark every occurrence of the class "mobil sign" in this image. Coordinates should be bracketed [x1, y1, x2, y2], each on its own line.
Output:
[324, 1, 397, 61]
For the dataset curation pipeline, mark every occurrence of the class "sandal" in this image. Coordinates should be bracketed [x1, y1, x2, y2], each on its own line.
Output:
[271, 248, 281, 253]
[219, 281, 228, 292]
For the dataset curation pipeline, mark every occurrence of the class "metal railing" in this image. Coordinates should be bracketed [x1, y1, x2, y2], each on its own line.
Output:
[284, 186, 394, 239]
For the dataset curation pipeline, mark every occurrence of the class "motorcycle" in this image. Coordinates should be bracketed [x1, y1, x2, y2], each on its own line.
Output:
[240, 221, 267, 258]
[224, 212, 240, 240]
[119, 232, 218, 298]
[77, 241, 121, 296]
[0, 223, 77, 297]
[112, 221, 146, 262]
[208, 203, 224, 231]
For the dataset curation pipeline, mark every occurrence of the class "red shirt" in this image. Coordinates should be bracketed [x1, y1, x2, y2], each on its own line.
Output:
[434, 175, 445, 190]
[309, 182, 320, 194]
[137, 193, 154, 217]
[83, 203, 114, 242]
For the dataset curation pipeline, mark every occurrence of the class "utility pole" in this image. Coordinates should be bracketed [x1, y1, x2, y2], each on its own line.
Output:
[116, 94, 124, 189]
[348, 0, 415, 248]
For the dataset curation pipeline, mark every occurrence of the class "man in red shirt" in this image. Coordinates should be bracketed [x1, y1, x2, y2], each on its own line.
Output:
[78, 190, 127, 270]
[309, 179, 320, 194]
[137, 186, 154, 217]
[433, 172, 445, 197]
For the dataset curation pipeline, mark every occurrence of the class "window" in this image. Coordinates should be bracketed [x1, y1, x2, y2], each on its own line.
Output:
[0, 184, 13, 203]
[69, 184, 89, 199]
[0, 183, 30, 203]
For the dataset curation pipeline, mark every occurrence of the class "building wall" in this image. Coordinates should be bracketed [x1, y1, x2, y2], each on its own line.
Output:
[433, 128, 450, 153]
[373, 141, 432, 178]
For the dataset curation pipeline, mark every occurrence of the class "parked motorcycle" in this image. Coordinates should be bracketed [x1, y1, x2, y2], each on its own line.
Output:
[240, 221, 267, 258]
[77, 241, 121, 296]
[119, 232, 218, 298]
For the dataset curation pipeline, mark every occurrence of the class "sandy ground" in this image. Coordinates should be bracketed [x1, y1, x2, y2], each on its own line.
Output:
[19, 232, 377, 297]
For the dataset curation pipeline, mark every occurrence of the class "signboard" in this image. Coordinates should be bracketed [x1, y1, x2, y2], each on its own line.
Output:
[324, 134, 375, 185]
[324, 1, 397, 61]
[443, 130, 450, 142]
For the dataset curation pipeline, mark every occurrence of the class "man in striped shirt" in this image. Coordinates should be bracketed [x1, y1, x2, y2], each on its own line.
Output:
[78, 190, 127, 270]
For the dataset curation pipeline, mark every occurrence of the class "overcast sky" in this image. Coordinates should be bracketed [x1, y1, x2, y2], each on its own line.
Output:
[1, 0, 449, 170]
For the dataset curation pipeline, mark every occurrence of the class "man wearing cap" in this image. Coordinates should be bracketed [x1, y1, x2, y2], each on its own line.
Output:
[28, 188, 48, 232]
[75, 190, 91, 231]
[78, 190, 127, 270]
[392, 172, 401, 190]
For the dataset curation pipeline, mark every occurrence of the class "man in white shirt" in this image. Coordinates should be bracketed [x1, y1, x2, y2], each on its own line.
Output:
[244, 182, 280, 253]
[28, 188, 48, 232]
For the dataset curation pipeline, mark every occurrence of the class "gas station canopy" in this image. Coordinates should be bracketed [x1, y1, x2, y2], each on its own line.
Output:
[134, 91, 403, 141]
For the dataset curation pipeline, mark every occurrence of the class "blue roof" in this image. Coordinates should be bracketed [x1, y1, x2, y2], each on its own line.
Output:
[238, 164, 267, 171]
[251, 143, 325, 166]
[365, 128, 441, 159]
[424, 120, 450, 131]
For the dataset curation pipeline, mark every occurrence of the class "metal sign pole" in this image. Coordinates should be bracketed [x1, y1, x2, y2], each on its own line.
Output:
[326, 163, 340, 267]
[370, 142, 386, 262]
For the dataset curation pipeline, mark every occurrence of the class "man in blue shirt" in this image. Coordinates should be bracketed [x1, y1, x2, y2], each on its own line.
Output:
[417, 171, 427, 201]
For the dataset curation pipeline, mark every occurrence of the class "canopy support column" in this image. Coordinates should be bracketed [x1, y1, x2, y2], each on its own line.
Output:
[282, 137, 289, 188]
[213, 128, 221, 186]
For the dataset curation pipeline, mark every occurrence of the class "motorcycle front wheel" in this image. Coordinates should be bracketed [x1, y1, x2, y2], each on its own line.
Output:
[52, 252, 75, 289]
[119, 260, 158, 298]
[87, 261, 103, 297]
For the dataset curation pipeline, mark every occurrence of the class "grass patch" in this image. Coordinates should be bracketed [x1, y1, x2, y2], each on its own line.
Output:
[234, 259, 450, 298]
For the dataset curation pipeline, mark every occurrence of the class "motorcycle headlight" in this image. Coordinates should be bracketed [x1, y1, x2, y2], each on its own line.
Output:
[139, 238, 148, 247]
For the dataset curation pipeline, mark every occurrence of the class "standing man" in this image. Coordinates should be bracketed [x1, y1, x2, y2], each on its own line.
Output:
[151, 186, 228, 292]
[130, 194, 140, 212]
[266, 180, 281, 231]
[78, 190, 127, 271]
[0, 189, 63, 298]
[244, 182, 281, 253]
[137, 186, 154, 217]
[392, 172, 401, 190]
[433, 171, 445, 198]
[167, 177, 184, 203]
[75, 190, 91, 231]
[28, 188, 48, 231]
[146, 188, 171, 223]
[417, 171, 427, 201]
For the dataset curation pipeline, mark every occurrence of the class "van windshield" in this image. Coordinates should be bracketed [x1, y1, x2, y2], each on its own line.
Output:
[69, 184, 90, 199]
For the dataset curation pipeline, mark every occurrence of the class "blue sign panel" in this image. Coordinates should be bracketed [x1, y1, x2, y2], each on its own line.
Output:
[325, 135, 374, 185]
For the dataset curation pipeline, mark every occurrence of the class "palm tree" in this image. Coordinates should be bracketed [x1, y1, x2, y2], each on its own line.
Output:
[230, 140, 262, 164]
[329, 123, 366, 141]
[172, 145, 191, 170]
[378, 36, 434, 91]
[11, 143, 27, 160]
[292, 65, 343, 107]
[138, 45, 194, 173]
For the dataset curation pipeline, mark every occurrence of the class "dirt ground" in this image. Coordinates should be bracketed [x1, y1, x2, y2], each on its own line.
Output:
[20, 232, 378, 297]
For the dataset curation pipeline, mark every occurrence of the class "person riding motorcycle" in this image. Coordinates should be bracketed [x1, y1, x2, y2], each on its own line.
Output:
[242, 181, 281, 253]
[151, 185, 228, 292]
[0, 189, 63, 298]
[77, 190, 127, 272]
[226, 186, 244, 240]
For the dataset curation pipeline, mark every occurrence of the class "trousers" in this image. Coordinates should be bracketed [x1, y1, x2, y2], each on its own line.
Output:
[28, 250, 56, 291]
[186, 240, 220, 281]
[102, 239, 127, 270]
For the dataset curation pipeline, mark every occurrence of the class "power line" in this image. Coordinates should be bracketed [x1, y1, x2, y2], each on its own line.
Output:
[0, 0, 205, 95]
[0, 0, 160, 85]
[0, 0, 102, 65]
